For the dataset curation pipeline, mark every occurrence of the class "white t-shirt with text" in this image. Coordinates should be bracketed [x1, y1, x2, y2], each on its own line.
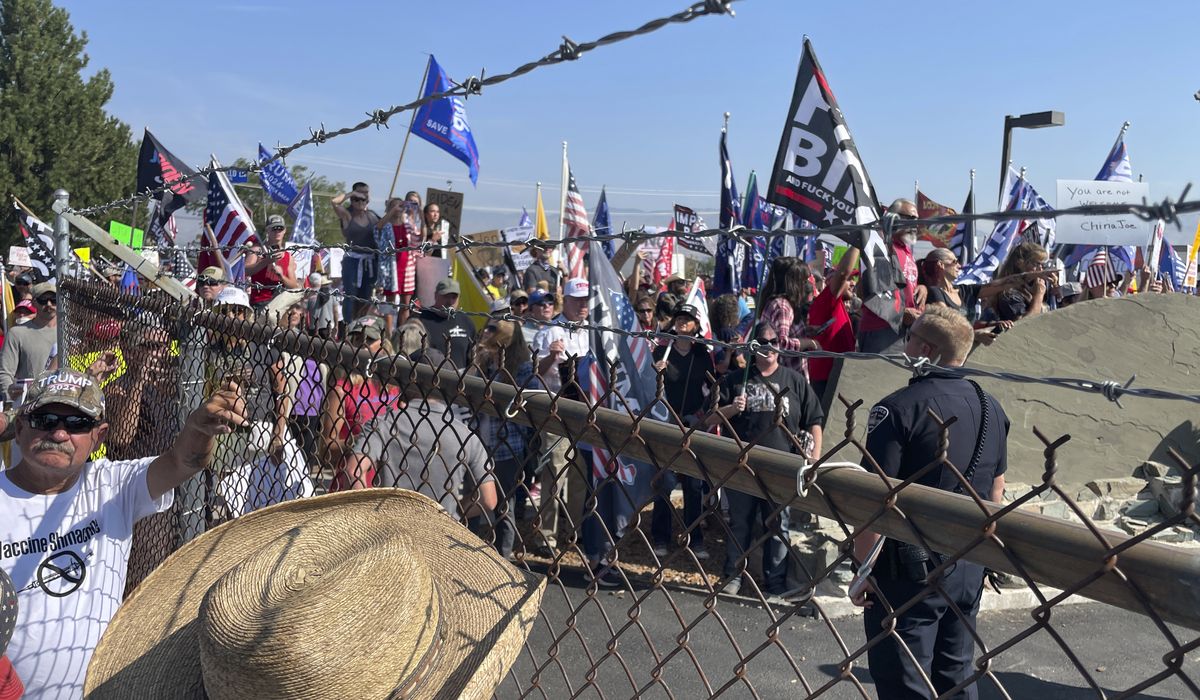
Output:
[0, 457, 172, 699]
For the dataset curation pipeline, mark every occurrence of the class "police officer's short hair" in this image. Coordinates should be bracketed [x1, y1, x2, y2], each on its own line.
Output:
[914, 305, 973, 363]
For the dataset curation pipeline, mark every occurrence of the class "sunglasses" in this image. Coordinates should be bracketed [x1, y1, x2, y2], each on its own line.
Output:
[350, 196, 367, 203]
[511, 299, 529, 306]
[197, 277, 222, 287]
[269, 225, 286, 232]
[36, 296, 56, 306]
[26, 412, 99, 434]
[636, 308, 654, 314]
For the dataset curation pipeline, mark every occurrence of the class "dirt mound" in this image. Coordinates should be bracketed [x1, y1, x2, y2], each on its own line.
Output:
[831, 294, 1200, 485]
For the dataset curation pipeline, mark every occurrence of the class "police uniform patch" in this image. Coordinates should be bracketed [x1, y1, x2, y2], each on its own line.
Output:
[867, 405, 889, 433]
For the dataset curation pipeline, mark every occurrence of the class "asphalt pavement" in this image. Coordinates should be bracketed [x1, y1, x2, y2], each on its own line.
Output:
[498, 569, 1199, 699]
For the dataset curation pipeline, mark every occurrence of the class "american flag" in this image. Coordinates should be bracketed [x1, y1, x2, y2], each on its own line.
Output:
[204, 166, 258, 275]
[1085, 247, 1119, 289]
[13, 202, 56, 281]
[563, 167, 590, 279]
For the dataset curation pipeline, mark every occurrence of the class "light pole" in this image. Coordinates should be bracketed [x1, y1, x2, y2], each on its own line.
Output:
[999, 111, 1065, 205]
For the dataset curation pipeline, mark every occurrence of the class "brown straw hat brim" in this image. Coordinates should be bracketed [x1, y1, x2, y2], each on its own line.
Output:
[84, 489, 545, 699]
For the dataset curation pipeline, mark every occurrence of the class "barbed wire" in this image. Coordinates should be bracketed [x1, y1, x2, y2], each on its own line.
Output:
[87, 192, 1200, 263]
[158, 283, 1194, 408]
[66, 0, 737, 217]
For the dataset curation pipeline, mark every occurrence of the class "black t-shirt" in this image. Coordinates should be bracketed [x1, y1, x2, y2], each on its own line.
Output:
[719, 365, 824, 452]
[864, 373, 1009, 495]
[926, 286, 967, 317]
[523, 262, 559, 293]
[653, 343, 716, 420]
[417, 308, 476, 369]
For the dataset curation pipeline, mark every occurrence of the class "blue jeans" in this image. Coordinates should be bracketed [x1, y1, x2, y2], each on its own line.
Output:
[651, 470, 706, 548]
[723, 489, 791, 594]
[341, 255, 377, 321]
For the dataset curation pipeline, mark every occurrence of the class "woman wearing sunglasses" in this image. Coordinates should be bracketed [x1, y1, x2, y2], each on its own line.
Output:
[330, 184, 381, 321]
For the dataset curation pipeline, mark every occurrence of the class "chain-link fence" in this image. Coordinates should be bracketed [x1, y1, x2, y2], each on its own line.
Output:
[58, 279, 1200, 698]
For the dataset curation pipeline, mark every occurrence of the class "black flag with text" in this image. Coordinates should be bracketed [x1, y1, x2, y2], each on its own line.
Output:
[766, 38, 903, 332]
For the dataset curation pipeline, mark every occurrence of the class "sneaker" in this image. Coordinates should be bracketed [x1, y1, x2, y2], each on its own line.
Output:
[691, 544, 710, 561]
[590, 563, 623, 589]
[719, 576, 742, 596]
[652, 543, 669, 558]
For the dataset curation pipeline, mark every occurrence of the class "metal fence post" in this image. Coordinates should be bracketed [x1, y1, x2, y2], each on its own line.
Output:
[52, 189, 69, 357]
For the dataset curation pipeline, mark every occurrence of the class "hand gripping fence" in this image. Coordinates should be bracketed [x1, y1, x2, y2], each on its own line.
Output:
[58, 278, 1200, 699]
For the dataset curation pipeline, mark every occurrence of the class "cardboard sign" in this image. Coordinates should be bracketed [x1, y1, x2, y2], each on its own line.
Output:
[7, 246, 31, 268]
[325, 247, 344, 279]
[426, 188, 463, 240]
[108, 220, 145, 250]
[1055, 180, 1153, 246]
[501, 224, 535, 273]
[461, 229, 503, 270]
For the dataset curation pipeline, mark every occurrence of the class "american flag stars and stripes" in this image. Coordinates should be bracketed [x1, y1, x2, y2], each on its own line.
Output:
[563, 168, 590, 279]
[204, 168, 258, 272]
[1085, 247, 1119, 289]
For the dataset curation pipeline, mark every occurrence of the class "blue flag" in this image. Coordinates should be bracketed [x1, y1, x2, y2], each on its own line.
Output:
[518, 207, 531, 227]
[593, 187, 614, 259]
[740, 172, 768, 291]
[257, 144, 299, 205]
[1160, 238, 1186, 289]
[287, 182, 316, 278]
[957, 173, 1029, 285]
[1063, 131, 1134, 268]
[712, 130, 744, 297]
[411, 55, 480, 185]
[120, 264, 139, 296]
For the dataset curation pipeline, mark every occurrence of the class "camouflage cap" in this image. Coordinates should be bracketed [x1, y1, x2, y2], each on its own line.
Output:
[21, 369, 105, 419]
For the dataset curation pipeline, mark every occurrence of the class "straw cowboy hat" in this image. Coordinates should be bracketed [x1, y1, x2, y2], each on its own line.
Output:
[84, 489, 545, 699]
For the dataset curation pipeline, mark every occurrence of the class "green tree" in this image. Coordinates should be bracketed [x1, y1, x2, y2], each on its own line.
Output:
[0, 0, 138, 249]
[219, 159, 347, 247]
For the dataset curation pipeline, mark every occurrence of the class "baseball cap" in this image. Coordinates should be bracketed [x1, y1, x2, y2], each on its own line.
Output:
[13, 300, 35, 315]
[347, 315, 384, 341]
[435, 278, 461, 296]
[213, 286, 251, 310]
[509, 289, 529, 304]
[31, 281, 56, 299]
[13, 274, 32, 286]
[664, 273, 685, 284]
[564, 278, 590, 298]
[529, 290, 556, 306]
[308, 272, 328, 287]
[199, 266, 227, 282]
[672, 302, 703, 326]
[489, 298, 510, 313]
[266, 214, 286, 229]
[21, 369, 106, 418]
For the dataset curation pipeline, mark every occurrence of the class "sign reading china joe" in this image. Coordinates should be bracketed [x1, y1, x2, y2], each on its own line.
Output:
[1055, 179, 1153, 247]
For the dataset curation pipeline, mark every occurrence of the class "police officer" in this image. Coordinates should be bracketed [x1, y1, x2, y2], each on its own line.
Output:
[850, 305, 1008, 699]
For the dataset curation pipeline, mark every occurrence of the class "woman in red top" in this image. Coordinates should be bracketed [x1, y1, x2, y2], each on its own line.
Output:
[246, 215, 299, 307]
[807, 246, 860, 409]
[319, 316, 400, 490]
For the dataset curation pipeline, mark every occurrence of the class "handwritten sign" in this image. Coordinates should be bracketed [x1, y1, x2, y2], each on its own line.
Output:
[502, 224, 535, 272]
[7, 246, 31, 268]
[425, 188, 463, 240]
[1055, 179, 1153, 246]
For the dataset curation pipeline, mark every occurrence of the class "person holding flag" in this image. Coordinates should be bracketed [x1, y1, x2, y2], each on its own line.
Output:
[651, 301, 716, 560]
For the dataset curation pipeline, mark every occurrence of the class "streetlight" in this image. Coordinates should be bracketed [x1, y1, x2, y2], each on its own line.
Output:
[999, 111, 1065, 204]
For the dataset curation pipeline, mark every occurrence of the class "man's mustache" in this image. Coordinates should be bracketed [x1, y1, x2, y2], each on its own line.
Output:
[31, 440, 74, 456]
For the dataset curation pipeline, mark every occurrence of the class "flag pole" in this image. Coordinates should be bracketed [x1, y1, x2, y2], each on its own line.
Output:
[387, 57, 433, 201]
[557, 141, 569, 271]
[968, 168, 977, 261]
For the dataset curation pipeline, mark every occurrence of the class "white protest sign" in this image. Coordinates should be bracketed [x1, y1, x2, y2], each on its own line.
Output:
[1055, 179, 1153, 246]
[7, 246, 31, 268]
[325, 248, 344, 279]
[501, 224, 535, 273]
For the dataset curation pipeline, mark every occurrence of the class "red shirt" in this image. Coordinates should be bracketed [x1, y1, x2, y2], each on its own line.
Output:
[0, 656, 23, 700]
[859, 240, 918, 332]
[249, 250, 292, 305]
[807, 285, 855, 382]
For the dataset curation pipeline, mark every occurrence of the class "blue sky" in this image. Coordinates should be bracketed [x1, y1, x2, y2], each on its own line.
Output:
[60, 0, 1200, 237]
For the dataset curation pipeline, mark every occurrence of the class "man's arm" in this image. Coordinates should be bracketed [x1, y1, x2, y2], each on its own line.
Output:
[990, 473, 1006, 503]
[146, 380, 247, 500]
[0, 331, 19, 395]
[244, 244, 271, 275]
[330, 193, 351, 224]
[808, 424, 823, 460]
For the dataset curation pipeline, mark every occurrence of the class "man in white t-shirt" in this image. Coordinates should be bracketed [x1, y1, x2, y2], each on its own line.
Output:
[530, 278, 591, 556]
[0, 368, 248, 699]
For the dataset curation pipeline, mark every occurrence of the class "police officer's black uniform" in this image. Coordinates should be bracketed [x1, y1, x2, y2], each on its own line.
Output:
[861, 370, 1009, 700]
